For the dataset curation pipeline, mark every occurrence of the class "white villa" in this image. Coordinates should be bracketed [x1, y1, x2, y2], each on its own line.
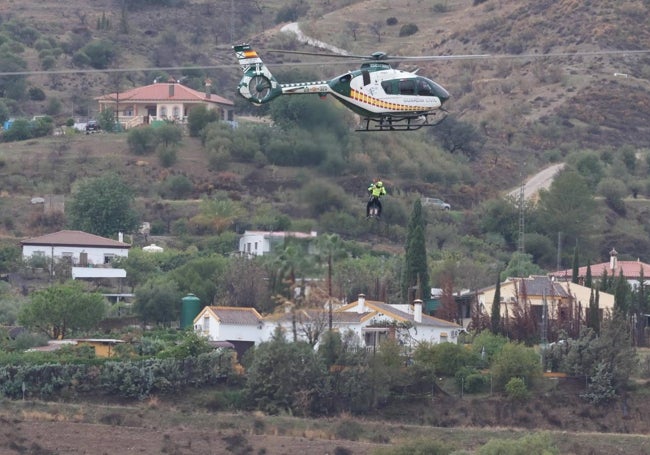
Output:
[95, 79, 234, 130]
[194, 294, 463, 357]
[238, 230, 318, 257]
[21, 230, 130, 279]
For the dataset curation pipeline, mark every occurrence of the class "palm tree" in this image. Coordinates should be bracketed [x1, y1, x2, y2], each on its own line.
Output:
[314, 234, 348, 330]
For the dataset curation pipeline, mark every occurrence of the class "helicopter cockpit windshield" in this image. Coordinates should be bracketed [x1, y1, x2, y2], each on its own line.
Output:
[381, 77, 449, 102]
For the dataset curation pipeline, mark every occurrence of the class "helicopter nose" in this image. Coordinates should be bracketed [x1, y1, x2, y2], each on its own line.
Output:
[435, 84, 450, 104]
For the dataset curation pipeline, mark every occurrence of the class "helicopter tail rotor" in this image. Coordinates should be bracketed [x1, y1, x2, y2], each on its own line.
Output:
[233, 44, 282, 104]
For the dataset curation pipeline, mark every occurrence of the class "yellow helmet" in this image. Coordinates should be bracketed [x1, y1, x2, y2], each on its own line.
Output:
[376, 181, 383, 188]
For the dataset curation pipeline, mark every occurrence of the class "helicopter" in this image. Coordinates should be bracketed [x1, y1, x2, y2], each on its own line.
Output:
[233, 43, 453, 132]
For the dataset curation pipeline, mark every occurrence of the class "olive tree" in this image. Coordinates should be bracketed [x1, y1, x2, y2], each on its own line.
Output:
[18, 282, 107, 339]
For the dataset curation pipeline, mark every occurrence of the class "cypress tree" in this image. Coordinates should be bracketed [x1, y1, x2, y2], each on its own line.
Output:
[594, 287, 601, 334]
[587, 286, 600, 334]
[585, 260, 593, 288]
[491, 274, 501, 334]
[402, 199, 429, 303]
[600, 269, 610, 293]
[614, 270, 630, 316]
[571, 245, 580, 284]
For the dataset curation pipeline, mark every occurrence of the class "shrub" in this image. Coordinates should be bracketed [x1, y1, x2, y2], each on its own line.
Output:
[334, 419, 363, 441]
[127, 127, 157, 155]
[479, 432, 559, 455]
[398, 23, 419, 37]
[161, 175, 193, 199]
[386, 17, 398, 26]
[28, 87, 46, 101]
[580, 361, 616, 405]
[157, 145, 178, 168]
[432, 2, 449, 13]
[374, 439, 453, 455]
[490, 342, 542, 391]
[505, 377, 529, 401]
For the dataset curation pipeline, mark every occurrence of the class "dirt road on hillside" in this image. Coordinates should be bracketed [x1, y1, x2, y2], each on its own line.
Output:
[507, 163, 565, 200]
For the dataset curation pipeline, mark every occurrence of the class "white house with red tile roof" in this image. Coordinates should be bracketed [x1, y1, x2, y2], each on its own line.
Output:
[337, 294, 464, 349]
[21, 230, 130, 279]
[550, 248, 650, 289]
[95, 79, 234, 129]
[238, 230, 318, 257]
[193, 306, 266, 359]
[195, 294, 463, 355]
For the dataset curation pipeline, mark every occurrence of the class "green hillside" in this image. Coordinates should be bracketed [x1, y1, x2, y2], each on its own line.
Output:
[1, 0, 650, 290]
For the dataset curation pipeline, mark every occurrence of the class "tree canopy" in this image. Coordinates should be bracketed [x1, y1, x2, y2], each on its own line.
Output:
[67, 173, 139, 238]
[18, 282, 106, 339]
[402, 199, 429, 303]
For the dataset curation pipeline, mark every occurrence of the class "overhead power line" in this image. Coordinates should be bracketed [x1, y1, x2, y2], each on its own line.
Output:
[1, 48, 649, 77]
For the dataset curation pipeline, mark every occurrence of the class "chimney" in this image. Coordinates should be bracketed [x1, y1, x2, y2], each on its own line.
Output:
[609, 248, 618, 270]
[413, 299, 423, 323]
[168, 78, 175, 97]
[118, 232, 123, 243]
[357, 294, 366, 314]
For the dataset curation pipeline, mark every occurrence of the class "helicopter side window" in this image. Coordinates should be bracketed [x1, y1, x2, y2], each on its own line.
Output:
[381, 80, 397, 95]
[417, 78, 434, 96]
[398, 79, 415, 95]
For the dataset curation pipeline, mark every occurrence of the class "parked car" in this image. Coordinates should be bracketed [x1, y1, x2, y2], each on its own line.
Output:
[85, 120, 101, 134]
[422, 197, 451, 210]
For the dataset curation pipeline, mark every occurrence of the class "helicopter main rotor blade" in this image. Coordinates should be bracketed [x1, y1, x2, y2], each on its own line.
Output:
[266, 47, 650, 63]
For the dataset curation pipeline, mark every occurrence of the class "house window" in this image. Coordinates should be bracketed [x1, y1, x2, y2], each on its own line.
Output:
[104, 254, 115, 264]
[254, 242, 258, 252]
[33, 251, 45, 257]
[440, 332, 448, 343]
[123, 108, 133, 116]
[172, 107, 180, 119]
[61, 252, 73, 263]
[203, 316, 210, 331]
[160, 106, 168, 118]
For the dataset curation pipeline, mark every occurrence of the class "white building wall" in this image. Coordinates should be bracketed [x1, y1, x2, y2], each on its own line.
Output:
[195, 312, 266, 345]
[239, 233, 269, 257]
[219, 324, 266, 344]
[22, 245, 128, 265]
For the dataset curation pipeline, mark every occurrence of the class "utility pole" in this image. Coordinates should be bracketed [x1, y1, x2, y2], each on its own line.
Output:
[518, 162, 526, 277]
[556, 231, 562, 271]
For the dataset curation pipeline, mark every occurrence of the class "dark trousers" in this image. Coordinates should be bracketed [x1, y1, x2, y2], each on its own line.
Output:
[367, 196, 382, 216]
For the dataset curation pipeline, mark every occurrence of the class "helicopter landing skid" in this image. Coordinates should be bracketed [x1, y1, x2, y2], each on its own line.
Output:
[357, 111, 447, 132]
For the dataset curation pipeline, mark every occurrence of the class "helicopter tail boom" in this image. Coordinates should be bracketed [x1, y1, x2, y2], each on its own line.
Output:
[233, 44, 282, 104]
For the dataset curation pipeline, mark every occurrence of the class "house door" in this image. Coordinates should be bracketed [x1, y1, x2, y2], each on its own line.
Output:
[146, 106, 156, 123]
[79, 252, 88, 266]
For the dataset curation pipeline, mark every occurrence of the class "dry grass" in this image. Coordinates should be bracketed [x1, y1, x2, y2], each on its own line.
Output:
[3, 395, 650, 454]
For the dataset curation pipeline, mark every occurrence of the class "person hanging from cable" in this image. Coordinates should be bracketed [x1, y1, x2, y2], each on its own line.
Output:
[367, 179, 387, 218]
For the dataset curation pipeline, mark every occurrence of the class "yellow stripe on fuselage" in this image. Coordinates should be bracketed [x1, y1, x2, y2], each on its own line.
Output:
[350, 88, 424, 112]
[243, 50, 258, 58]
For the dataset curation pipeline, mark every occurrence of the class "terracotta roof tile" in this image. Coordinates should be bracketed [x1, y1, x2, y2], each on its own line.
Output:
[368, 302, 461, 328]
[551, 260, 650, 280]
[95, 82, 233, 106]
[208, 306, 263, 325]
